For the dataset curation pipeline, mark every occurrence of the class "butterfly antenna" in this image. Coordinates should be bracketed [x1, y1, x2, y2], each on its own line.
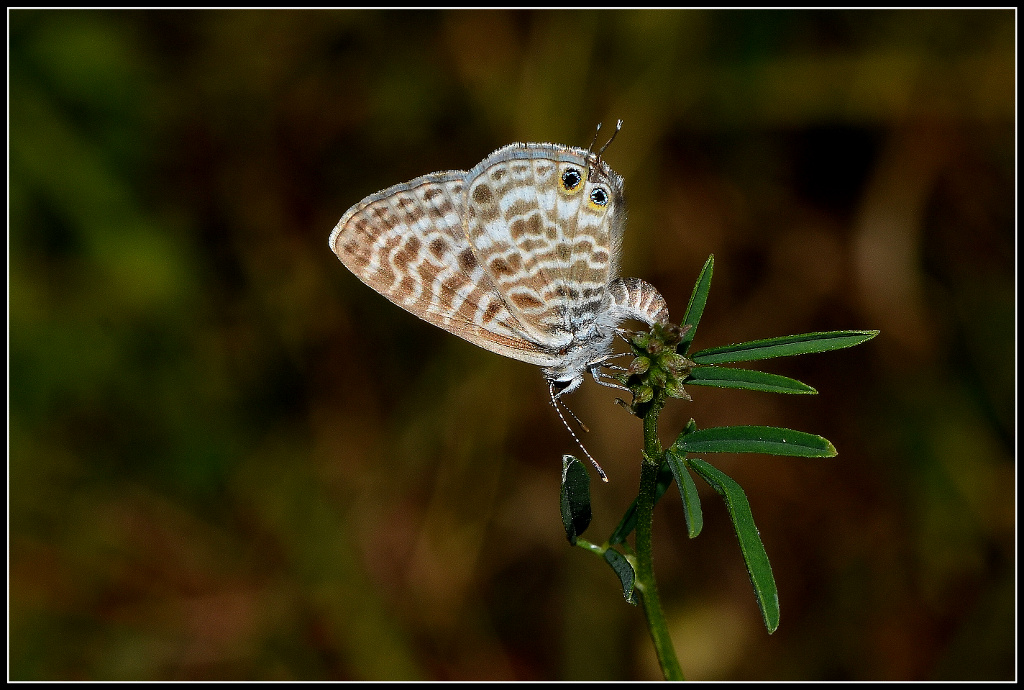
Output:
[596, 119, 623, 159]
[549, 382, 608, 482]
[560, 397, 591, 433]
[586, 122, 604, 153]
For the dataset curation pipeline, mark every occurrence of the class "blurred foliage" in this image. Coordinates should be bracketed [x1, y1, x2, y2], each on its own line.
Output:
[8, 9, 1014, 680]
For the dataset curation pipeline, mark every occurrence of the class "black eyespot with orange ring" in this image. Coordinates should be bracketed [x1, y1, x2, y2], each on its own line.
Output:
[561, 168, 583, 192]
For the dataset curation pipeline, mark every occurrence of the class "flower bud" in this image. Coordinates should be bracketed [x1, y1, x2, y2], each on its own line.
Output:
[662, 353, 694, 377]
[634, 385, 654, 404]
[649, 366, 667, 388]
[629, 356, 651, 376]
[665, 379, 691, 400]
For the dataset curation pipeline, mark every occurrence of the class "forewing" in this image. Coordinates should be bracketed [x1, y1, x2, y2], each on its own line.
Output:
[330, 173, 559, 366]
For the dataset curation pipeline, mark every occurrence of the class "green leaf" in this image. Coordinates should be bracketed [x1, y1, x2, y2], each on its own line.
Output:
[686, 366, 817, 394]
[665, 450, 703, 538]
[678, 255, 714, 354]
[673, 425, 837, 458]
[560, 455, 592, 544]
[603, 548, 638, 605]
[687, 457, 779, 634]
[608, 461, 674, 545]
[690, 330, 879, 365]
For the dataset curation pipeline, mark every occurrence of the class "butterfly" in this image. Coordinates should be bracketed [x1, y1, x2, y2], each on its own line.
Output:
[329, 123, 668, 479]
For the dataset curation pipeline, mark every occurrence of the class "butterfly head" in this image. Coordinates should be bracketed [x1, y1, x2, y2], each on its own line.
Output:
[543, 325, 620, 399]
[548, 372, 584, 399]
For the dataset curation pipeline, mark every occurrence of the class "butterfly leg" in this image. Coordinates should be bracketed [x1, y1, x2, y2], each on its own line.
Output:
[589, 365, 631, 392]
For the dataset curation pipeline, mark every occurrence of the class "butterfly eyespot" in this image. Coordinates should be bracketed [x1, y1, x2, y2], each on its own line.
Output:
[561, 168, 583, 192]
[590, 187, 609, 207]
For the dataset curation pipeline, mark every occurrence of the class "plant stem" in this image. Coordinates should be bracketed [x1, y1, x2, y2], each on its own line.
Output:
[634, 395, 684, 680]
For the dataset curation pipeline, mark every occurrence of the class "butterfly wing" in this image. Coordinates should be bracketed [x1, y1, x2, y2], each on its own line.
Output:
[330, 172, 561, 367]
[462, 144, 624, 349]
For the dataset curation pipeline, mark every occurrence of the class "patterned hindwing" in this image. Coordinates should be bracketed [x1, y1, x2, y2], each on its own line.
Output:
[329, 172, 560, 367]
[608, 277, 670, 326]
[462, 144, 624, 350]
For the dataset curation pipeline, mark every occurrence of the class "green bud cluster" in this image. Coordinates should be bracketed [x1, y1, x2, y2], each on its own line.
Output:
[616, 323, 696, 417]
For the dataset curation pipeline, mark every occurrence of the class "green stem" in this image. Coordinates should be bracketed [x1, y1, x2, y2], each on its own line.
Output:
[634, 395, 685, 681]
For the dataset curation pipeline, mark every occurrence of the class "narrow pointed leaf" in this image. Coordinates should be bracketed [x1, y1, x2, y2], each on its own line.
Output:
[678, 255, 714, 354]
[687, 457, 779, 633]
[686, 366, 817, 394]
[603, 548, 638, 605]
[560, 455, 592, 544]
[690, 330, 879, 364]
[673, 425, 836, 458]
[665, 450, 703, 538]
[608, 460, 674, 545]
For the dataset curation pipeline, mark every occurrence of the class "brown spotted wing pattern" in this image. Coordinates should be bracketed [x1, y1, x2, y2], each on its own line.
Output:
[329, 140, 669, 396]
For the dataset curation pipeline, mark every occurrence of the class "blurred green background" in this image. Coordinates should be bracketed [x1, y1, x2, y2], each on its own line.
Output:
[9, 9, 1015, 681]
